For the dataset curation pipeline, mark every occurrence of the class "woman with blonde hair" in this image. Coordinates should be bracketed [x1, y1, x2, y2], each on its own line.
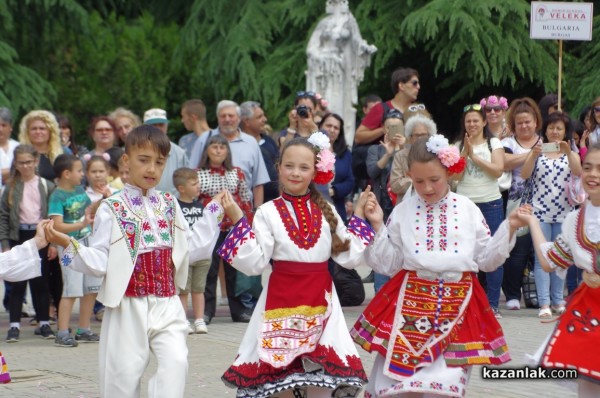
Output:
[18, 110, 63, 181]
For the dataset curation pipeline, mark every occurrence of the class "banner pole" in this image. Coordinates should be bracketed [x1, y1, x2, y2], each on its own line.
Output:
[558, 40, 563, 112]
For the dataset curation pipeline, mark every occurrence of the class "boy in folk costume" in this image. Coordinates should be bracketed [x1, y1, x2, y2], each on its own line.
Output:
[45, 125, 224, 398]
[353, 135, 527, 397]
[0, 220, 52, 383]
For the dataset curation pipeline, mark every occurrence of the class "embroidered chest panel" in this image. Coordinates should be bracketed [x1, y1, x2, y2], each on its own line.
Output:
[412, 198, 465, 254]
[273, 197, 322, 250]
[106, 192, 175, 262]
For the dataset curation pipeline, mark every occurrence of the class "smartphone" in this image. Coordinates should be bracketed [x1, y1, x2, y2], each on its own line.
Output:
[386, 123, 404, 140]
[542, 142, 560, 153]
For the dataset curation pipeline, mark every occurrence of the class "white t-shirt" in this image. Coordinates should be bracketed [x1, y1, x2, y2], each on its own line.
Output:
[456, 138, 503, 203]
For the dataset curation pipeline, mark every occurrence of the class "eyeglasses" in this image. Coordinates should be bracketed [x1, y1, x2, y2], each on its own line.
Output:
[408, 79, 420, 87]
[463, 104, 482, 113]
[408, 104, 426, 112]
[485, 106, 503, 113]
[594, 106, 600, 113]
[296, 91, 316, 98]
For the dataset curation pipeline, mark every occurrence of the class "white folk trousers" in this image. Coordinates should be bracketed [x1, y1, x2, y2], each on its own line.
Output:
[99, 295, 188, 398]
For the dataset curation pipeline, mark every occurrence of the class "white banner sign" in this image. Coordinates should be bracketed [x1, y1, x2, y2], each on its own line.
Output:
[530, 2, 593, 41]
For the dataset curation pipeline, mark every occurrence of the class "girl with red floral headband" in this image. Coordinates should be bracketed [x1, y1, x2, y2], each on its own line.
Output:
[216, 132, 376, 398]
[352, 135, 528, 398]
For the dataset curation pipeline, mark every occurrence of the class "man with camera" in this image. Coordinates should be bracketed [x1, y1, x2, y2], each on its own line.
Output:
[279, 91, 321, 149]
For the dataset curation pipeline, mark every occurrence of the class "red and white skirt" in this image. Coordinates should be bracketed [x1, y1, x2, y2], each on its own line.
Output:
[223, 260, 367, 398]
[351, 270, 509, 397]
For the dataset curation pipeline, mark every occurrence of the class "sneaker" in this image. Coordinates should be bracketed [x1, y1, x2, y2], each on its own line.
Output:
[75, 330, 100, 343]
[6, 327, 19, 343]
[55, 334, 78, 347]
[187, 321, 194, 335]
[22, 304, 35, 318]
[505, 299, 521, 310]
[203, 315, 212, 325]
[492, 307, 502, 319]
[194, 319, 208, 334]
[35, 324, 55, 339]
[95, 308, 104, 321]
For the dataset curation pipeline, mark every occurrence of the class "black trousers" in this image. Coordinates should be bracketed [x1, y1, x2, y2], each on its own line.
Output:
[501, 233, 533, 302]
[204, 231, 248, 321]
[8, 229, 51, 323]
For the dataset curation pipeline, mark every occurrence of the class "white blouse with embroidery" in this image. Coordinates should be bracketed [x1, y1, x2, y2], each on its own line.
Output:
[61, 184, 223, 276]
[366, 191, 516, 276]
[218, 193, 374, 275]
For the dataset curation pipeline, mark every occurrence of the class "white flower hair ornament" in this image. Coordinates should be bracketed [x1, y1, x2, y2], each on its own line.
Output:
[308, 131, 336, 184]
[426, 134, 466, 175]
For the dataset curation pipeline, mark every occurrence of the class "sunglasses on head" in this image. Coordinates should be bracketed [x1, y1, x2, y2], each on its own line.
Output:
[296, 91, 316, 98]
[384, 109, 402, 120]
[463, 104, 482, 113]
[408, 104, 426, 112]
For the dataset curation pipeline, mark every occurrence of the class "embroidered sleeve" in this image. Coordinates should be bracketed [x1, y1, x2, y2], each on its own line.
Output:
[217, 217, 254, 264]
[60, 238, 81, 267]
[347, 215, 375, 246]
[543, 235, 573, 270]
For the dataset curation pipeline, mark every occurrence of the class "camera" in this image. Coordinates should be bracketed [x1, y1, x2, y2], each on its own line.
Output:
[296, 105, 310, 119]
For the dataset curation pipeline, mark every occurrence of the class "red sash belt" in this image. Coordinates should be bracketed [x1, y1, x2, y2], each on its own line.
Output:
[125, 248, 175, 298]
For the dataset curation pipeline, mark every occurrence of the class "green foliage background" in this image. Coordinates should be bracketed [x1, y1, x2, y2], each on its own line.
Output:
[0, 0, 598, 144]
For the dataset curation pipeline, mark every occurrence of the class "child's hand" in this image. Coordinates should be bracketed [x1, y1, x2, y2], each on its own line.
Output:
[222, 191, 244, 223]
[583, 271, 600, 289]
[44, 220, 71, 248]
[84, 206, 95, 226]
[33, 220, 50, 250]
[100, 185, 113, 199]
[47, 246, 58, 260]
[353, 185, 371, 219]
[212, 190, 226, 205]
[508, 204, 535, 229]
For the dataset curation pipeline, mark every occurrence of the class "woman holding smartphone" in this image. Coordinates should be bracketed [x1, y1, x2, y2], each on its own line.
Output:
[521, 111, 582, 318]
[455, 104, 506, 318]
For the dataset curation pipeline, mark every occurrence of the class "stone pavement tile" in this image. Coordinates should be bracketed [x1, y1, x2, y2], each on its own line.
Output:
[0, 281, 579, 397]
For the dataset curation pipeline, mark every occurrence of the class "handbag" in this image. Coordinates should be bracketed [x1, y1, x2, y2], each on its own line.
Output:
[522, 256, 539, 309]
[506, 159, 537, 237]
[567, 174, 587, 206]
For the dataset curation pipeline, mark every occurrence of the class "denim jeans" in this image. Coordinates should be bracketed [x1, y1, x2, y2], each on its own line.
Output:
[533, 222, 565, 307]
[566, 266, 583, 295]
[374, 273, 390, 293]
[476, 198, 504, 308]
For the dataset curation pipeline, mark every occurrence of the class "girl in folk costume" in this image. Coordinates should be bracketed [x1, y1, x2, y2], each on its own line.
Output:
[43, 126, 224, 398]
[352, 135, 527, 397]
[521, 143, 600, 398]
[217, 132, 375, 398]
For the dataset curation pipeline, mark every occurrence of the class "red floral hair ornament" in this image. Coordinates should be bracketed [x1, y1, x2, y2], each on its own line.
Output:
[308, 131, 336, 184]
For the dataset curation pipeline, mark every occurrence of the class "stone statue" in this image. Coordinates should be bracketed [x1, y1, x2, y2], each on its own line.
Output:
[306, 0, 376, 145]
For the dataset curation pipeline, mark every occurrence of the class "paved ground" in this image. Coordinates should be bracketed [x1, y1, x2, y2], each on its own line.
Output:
[0, 267, 579, 397]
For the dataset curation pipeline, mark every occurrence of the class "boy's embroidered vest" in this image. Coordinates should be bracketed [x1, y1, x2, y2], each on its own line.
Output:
[97, 191, 189, 307]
